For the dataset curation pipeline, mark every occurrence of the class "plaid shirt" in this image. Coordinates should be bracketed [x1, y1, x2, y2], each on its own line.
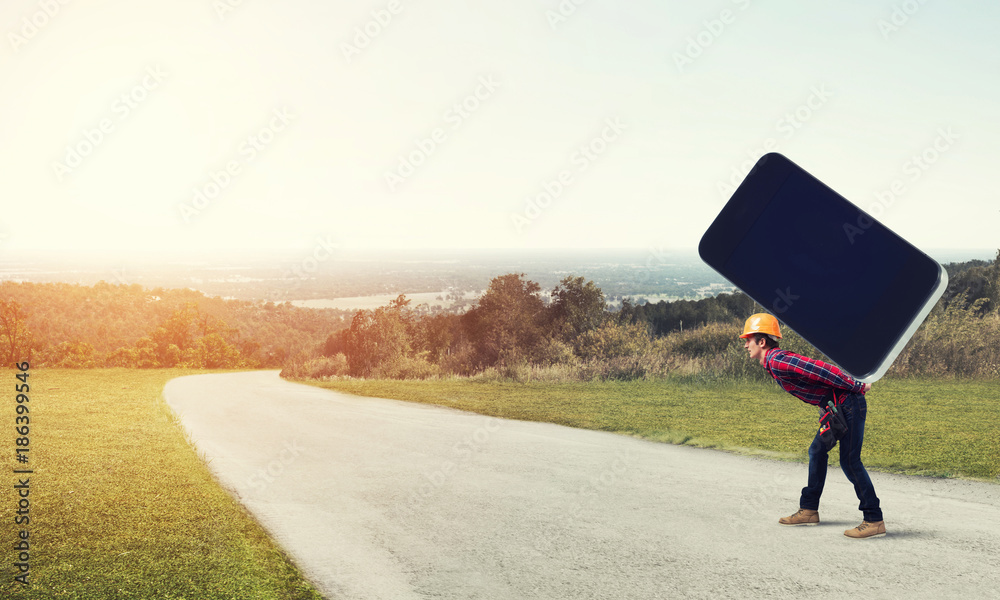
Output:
[763, 348, 866, 406]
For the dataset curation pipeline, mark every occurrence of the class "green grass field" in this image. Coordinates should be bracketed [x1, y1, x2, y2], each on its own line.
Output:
[1, 369, 323, 600]
[309, 376, 1000, 481]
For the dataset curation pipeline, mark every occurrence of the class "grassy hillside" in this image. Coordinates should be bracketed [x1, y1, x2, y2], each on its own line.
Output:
[309, 376, 1000, 481]
[0, 369, 323, 600]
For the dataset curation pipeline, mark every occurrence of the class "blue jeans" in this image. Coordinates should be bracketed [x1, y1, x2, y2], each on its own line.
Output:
[800, 393, 883, 522]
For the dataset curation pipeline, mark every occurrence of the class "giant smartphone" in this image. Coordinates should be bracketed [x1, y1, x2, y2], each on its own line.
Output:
[698, 153, 947, 382]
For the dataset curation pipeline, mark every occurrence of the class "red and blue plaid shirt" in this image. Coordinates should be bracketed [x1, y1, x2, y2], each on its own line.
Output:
[763, 348, 866, 406]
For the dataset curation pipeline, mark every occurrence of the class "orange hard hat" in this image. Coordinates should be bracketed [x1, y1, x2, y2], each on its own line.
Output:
[740, 313, 782, 339]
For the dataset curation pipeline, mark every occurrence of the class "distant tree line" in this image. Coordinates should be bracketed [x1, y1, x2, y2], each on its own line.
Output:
[0, 281, 349, 368]
[2, 251, 996, 379]
[283, 271, 823, 381]
[618, 291, 755, 336]
[300, 274, 613, 379]
[285, 251, 1000, 380]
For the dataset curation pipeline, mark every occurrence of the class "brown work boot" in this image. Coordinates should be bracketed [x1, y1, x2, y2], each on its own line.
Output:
[778, 508, 819, 526]
[844, 520, 886, 539]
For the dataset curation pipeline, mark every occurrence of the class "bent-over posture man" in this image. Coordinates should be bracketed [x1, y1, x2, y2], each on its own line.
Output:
[740, 313, 885, 539]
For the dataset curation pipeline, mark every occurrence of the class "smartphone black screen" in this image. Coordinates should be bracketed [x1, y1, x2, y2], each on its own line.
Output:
[699, 153, 946, 380]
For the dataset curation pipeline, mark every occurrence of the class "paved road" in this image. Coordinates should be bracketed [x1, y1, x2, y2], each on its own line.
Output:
[164, 371, 1000, 599]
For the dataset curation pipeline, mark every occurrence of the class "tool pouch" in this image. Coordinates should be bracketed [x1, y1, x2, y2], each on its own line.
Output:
[818, 397, 849, 451]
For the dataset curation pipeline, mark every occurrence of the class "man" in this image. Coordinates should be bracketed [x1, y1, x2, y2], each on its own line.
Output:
[740, 313, 885, 539]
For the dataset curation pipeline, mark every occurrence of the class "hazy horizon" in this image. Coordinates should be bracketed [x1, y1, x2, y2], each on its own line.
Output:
[1, 246, 994, 309]
[1, 245, 995, 264]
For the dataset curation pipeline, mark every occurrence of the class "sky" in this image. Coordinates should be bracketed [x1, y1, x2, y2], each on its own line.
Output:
[1, 0, 998, 259]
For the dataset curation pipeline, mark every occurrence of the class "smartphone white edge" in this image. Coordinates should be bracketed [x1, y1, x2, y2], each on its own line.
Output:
[854, 263, 949, 383]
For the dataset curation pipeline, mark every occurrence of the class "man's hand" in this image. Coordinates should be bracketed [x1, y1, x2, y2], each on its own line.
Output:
[862, 383, 872, 393]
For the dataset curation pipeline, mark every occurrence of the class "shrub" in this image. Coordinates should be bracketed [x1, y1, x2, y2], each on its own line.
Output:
[105, 347, 139, 368]
[303, 354, 350, 379]
[470, 362, 584, 383]
[710, 341, 771, 383]
[372, 354, 440, 380]
[575, 321, 653, 360]
[48, 341, 99, 368]
[662, 321, 737, 358]
[579, 355, 664, 381]
[532, 337, 579, 367]
[438, 342, 479, 377]
[891, 297, 1000, 378]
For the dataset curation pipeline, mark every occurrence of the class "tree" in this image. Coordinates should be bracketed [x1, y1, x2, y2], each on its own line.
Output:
[50, 341, 98, 368]
[322, 329, 350, 356]
[462, 273, 548, 369]
[418, 313, 460, 363]
[0, 300, 33, 366]
[193, 333, 243, 368]
[344, 295, 413, 377]
[133, 337, 160, 368]
[550, 276, 606, 344]
[105, 346, 139, 368]
[162, 304, 198, 350]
